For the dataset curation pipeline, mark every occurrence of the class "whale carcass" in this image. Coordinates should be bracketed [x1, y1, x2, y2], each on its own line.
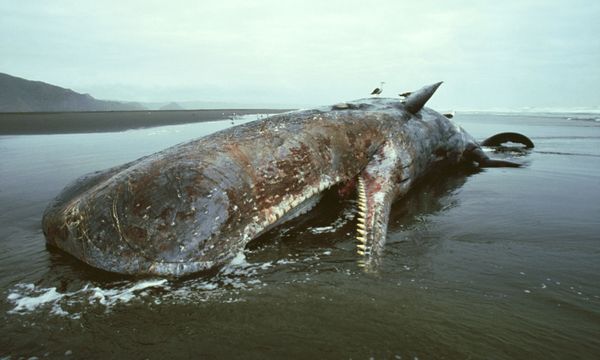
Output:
[42, 82, 532, 276]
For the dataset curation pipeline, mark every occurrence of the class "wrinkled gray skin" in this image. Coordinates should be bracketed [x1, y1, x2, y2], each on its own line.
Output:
[43, 83, 526, 276]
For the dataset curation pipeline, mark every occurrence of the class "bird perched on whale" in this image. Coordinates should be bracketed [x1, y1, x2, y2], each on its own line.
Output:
[370, 82, 385, 96]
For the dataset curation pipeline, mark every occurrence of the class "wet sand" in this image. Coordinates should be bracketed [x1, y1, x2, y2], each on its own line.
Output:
[0, 109, 290, 135]
[1, 112, 599, 359]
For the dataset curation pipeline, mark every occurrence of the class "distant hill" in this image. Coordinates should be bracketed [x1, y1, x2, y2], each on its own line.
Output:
[0, 72, 145, 112]
[159, 102, 185, 111]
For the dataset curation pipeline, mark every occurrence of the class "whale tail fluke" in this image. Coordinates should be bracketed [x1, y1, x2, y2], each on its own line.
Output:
[481, 132, 535, 149]
[466, 131, 535, 168]
[403, 82, 443, 114]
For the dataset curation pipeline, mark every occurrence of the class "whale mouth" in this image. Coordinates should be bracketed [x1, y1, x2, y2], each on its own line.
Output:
[354, 176, 393, 271]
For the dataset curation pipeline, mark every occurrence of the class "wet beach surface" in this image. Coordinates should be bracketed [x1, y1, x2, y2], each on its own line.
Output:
[1, 111, 599, 359]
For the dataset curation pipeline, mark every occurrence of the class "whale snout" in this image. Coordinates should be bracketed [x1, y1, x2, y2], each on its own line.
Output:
[42, 160, 240, 276]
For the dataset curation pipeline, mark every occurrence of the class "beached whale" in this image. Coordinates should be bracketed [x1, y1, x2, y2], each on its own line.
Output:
[42, 82, 533, 276]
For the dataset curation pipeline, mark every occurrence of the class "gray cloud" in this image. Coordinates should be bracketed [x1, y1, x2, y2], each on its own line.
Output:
[1, 0, 598, 109]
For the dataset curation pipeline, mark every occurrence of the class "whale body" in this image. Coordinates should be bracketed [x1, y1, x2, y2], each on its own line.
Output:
[42, 83, 531, 276]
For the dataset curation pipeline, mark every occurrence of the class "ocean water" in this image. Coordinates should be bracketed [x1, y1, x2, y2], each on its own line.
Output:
[1, 112, 599, 359]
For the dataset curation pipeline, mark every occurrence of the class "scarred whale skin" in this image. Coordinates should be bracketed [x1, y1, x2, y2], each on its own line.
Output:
[42, 83, 524, 276]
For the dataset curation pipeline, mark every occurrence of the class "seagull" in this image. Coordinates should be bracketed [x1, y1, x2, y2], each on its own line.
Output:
[443, 111, 455, 119]
[370, 82, 385, 96]
[398, 91, 412, 98]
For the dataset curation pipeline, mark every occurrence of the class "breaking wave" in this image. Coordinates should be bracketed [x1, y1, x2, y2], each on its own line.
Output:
[5, 247, 340, 318]
[6, 252, 274, 318]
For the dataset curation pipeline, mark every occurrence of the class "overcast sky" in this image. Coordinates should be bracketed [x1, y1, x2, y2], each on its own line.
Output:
[1, 0, 599, 109]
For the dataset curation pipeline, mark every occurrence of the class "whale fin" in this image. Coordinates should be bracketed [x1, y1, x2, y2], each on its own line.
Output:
[481, 132, 534, 149]
[355, 140, 403, 271]
[465, 132, 535, 167]
[403, 82, 443, 114]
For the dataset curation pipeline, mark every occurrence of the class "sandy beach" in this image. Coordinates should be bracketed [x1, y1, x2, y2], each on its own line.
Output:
[0, 109, 289, 135]
[1, 112, 599, 358]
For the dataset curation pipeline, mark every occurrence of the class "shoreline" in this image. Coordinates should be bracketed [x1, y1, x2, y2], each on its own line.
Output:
[0, 109, 291, 135]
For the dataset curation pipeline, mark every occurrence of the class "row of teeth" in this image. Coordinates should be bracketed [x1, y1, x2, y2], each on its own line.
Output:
[261, 180, 331, 229]
[356, 177, 369, 256]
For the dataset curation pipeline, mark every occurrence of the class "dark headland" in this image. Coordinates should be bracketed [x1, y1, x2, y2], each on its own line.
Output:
[0, 72, 145, 112]
[0, 73, 290, 134]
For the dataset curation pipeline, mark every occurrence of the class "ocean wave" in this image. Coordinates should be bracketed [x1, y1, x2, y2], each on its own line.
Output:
[4, 244, 343, 318]
[534, 150, 600, 158]
[566, 116, 600, 123]
[6, 279, 171, 319]
[5, 204, 348, 319]
[5, 251, 280, 318]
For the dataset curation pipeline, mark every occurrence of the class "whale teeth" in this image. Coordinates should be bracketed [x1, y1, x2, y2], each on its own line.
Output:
[275, 208, 283, 219]
[356, 178, 368, 216]
[358, 177, 366, 191]
[355, 177, 370, 257]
